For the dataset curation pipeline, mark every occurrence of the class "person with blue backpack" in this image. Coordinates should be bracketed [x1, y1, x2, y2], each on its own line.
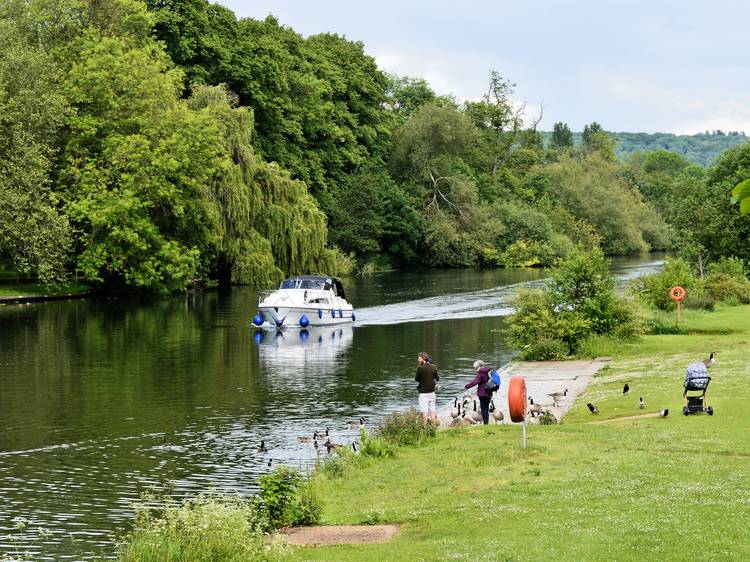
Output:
[465, 360, 500, 424]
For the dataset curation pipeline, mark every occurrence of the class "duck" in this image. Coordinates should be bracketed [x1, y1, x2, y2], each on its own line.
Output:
[639, 397, 645, 409]
[451, 398, 460, 419]
[471, 400, 483, 423]
[347, 417, 365, 429]
[658, 409, 669, 417]
[547, 389, 568, 406]
[623, 384, 630, 395]
[587, 402, 599, 414]
[258, 440, 268, 453]
[528, 397, 542, 417]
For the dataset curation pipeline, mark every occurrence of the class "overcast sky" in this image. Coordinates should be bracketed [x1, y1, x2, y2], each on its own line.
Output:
[220, 1, 750, 134]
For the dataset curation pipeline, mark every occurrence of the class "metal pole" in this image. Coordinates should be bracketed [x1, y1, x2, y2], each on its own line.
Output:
[522, 419, 526, 449]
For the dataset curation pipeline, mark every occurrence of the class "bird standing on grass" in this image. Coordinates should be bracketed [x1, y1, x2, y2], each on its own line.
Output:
[658, 409, 669, 417]
[623, 384, 630, 395]
[587, 402, 599, 414]
[639, 397, 645, 409]
[451, 398, 460, 419]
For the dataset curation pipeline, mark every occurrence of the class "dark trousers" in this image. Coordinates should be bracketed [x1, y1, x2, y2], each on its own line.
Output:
[479, 396, 491, 425]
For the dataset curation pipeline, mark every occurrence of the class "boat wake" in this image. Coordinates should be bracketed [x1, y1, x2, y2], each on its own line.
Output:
[354, 278, 547, 326]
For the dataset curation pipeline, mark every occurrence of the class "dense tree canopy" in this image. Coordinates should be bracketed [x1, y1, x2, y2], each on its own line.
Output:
[1, 0, 747, 292]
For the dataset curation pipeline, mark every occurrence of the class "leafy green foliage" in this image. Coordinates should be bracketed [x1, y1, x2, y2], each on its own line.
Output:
[629, 258, 696, 311]
[0, 20, 72, 282]
[118, 494, 270, 562]
[259, 466, 322, 529]
[374, 409, 437, 446]
[508, 249, 635, 359]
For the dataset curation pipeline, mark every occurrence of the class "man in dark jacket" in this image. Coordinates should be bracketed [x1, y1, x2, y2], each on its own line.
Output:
[415, 351, 439, 425]
[465, 360, 492, 424]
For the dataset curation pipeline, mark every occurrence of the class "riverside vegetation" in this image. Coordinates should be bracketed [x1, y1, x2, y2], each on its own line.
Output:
[116, 304, 750, 561]
[2, 0, 749, 294]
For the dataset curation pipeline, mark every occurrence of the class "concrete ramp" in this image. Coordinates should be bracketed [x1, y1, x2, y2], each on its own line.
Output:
[439, 358, 610, 426]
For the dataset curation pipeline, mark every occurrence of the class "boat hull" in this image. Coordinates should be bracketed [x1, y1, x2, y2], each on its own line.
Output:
[257, 305, 354, 328]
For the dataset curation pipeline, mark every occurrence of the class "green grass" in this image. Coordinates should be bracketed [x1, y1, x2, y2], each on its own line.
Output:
[0, 282, 88, 298]
[280, 304, 750, 561]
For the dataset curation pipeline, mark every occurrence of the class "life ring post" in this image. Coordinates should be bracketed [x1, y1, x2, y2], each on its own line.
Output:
[508, 376, 528, 449]
[669, 286, 686, 323]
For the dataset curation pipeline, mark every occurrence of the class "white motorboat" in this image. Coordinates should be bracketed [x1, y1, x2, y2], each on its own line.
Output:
[253, 275, 355, 328]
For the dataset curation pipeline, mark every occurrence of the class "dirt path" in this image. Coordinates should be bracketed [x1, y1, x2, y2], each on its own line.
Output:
[438, 358, 611, 426]
[276, 524, 400, 546]
[590, 412, 662, 424]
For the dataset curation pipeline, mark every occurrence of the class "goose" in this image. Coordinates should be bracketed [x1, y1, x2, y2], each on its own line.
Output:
[267, 458, 272, 467]
[587, 402, 599, 414]
[347, 417, 365, 429]
[658, 409, 669, 417]
[547, 389, 568, 406]
[623, 384, 630, 395]
[490, 400, 504, 423]
[460, 411, 477, 426]
[471, 400, 483, 423]
[258, 440, 268, 453]
[313, 428, 329, 439]
[451, 398, 460, 419]
[528, 397, 542, 417]
[325, 437, 342, 453]
[351, 441, 360, 454]
[298, 433, 316, 443]
[639, 397, 645, 409]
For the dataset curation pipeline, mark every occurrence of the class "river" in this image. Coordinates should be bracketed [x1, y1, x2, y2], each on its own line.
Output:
[0, 256, 662, 559]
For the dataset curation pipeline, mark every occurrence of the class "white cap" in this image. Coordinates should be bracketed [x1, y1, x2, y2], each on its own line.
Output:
[473, 360, 485, 369]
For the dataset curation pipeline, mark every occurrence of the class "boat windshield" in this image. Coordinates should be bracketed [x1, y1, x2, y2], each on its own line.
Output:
[278, 277, 331, 290]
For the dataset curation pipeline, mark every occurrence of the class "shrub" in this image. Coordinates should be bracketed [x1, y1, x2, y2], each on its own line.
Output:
[118, 495, 269, 562]
[259, 466, 322, 529]
[707, 256, 747, 280]
[703, 273, 750, 304]
[508, 249, 634, 359]
[375, 409, 436, 446]
[629, 257, 696, 310]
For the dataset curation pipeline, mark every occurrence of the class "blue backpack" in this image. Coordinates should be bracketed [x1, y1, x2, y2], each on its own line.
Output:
[484, 368, 501, 393]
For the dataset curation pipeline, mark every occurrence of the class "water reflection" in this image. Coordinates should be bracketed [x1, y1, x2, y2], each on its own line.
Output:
[0, 257, 663, 559]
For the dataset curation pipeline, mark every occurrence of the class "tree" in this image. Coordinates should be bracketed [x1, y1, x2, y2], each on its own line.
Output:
[549, 122, 574, 150]
[0, 20, 71, 282]
[582, 121, 615, 158]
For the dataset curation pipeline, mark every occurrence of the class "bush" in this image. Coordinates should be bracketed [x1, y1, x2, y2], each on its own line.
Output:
[259, 466, 322, 529]
[508, 249, 635, 359]
[118, 495, 269, 562]
[375, 409, 437, 446]
[703, 273, 750, 304]
[630, 257, 696, 310]
[707, 256, 747, 280]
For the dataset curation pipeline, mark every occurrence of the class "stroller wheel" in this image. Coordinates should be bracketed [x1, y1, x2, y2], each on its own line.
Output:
[706, 406, 714, 416]
[683, 406, 690, 416]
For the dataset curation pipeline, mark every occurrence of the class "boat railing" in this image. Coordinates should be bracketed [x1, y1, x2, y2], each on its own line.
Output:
[258, 288, 337, 306]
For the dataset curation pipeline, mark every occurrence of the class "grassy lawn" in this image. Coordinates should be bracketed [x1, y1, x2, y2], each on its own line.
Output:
[0, 282, 88, 298]
[281, 305, 750, 561]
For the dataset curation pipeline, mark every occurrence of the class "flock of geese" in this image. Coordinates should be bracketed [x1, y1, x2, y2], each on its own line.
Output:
[587, 384, 668, 417]
[449, 396, 504, 424]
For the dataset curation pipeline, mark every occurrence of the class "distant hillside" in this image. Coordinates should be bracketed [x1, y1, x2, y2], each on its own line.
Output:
[541, 131, 748, 166]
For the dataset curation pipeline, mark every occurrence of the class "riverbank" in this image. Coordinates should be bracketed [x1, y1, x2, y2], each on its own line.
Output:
[0, 282, 89, 303]
[279, 304, 750, 561]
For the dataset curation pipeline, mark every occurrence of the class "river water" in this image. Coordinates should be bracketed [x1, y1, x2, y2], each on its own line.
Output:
[0, 257, 662, 559]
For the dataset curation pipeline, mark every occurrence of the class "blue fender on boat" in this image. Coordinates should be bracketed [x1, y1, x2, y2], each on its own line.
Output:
[253, 313, 264, 326]
[352, 312, 356, 322]
[299, 314, 309, 327]
[318, 309, 323, 319]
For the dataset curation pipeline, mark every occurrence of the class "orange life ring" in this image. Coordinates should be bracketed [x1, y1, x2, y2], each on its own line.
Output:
[508, 376, 527, 423]
[670, 286, 686, 302]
